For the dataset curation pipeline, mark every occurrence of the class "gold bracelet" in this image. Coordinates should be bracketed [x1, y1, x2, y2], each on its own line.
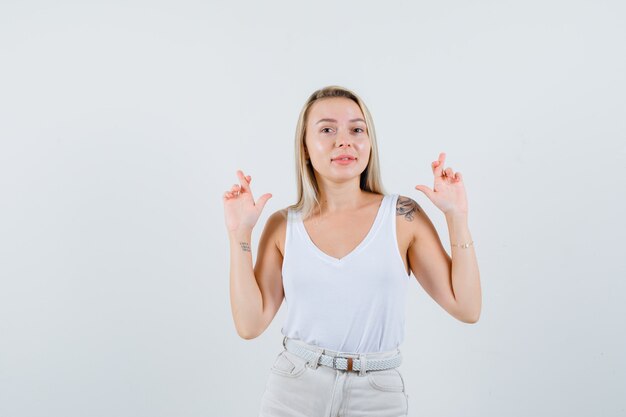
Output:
[451, 240, 474, 249]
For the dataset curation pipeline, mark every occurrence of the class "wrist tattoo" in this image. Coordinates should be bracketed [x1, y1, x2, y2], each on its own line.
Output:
[239, 242, 251, 252]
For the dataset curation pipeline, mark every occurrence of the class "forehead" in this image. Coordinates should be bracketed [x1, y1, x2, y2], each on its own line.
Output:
[307, 97, 365, 123]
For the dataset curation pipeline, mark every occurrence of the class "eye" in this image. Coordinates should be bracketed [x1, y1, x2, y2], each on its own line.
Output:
[354, 127, 365, 133]
[321, 127, 333, 133]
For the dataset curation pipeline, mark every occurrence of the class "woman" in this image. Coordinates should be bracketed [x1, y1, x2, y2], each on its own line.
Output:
[223, 85, 481, 417]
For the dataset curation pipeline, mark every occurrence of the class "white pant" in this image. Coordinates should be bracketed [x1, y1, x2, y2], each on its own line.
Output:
[259, 337, 409, 417]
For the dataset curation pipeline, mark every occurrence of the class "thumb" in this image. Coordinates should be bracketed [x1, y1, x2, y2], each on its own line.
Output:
[255, 193, 273, 211]
[414, 185, 433, 200]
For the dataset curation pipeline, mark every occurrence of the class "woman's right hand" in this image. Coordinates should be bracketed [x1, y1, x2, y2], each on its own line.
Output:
[223, 170, 273, 234]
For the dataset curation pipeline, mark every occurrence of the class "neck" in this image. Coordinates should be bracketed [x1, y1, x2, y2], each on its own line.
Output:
[315, 179, 370, 214]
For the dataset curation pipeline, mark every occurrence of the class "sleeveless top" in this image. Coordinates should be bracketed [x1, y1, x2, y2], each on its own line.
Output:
[280, 193, 410, 353]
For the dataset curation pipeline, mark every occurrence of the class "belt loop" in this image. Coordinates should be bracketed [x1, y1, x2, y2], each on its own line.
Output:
[307, 347, 324, 370]
[282, 336, 287, 349]
[359, 353, 367, 376]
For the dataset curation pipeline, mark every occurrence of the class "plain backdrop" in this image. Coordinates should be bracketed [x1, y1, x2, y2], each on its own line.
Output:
[1, 1, 625, 416]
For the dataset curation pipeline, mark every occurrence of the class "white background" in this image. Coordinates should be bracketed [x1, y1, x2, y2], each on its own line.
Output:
[1, 1, 625, 416]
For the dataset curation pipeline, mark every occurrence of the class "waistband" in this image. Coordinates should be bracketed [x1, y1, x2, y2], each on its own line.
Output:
[282, 336, 402, 375]
[283, 336, 400, 358]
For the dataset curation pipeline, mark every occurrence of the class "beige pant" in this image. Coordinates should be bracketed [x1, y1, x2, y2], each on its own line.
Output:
[259, 337, 409, 417]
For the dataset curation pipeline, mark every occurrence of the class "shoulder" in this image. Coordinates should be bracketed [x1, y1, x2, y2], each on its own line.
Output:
[264, 208, 289, 234]
[263, 208, 290, 255]
[394, 194, 430, 242]
[267, 207, 289, 223]
[394, 195, 423, 221]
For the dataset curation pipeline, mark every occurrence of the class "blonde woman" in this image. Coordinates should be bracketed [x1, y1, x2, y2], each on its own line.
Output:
[223, 86, 481, 417]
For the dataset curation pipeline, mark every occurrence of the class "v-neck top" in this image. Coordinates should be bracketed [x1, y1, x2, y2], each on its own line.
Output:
[281, 193, 410, 353]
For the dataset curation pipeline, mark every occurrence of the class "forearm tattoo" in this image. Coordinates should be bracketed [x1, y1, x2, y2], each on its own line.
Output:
[396, 196, 421, 221]
[239, 242, 251, 252]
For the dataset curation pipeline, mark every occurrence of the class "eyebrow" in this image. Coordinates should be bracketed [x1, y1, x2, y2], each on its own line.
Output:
[315, 118, 366, 125]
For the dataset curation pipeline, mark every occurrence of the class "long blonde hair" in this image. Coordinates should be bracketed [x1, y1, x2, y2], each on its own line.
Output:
[288, 85, 387, 220]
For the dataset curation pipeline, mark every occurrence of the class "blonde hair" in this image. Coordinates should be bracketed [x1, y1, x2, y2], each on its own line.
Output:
[288, 85, 387, 220]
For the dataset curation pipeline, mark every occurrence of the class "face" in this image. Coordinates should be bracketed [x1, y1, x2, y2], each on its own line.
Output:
[304, 97, 371, 183]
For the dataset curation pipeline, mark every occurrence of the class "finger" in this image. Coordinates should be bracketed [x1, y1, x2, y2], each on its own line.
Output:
[238, 170, 256, 200]
[432, 160, 443, 176]
[455, 172, 462, 182]
[433, 153, 445, 177]
[445, 167, 454, 178]
[255, 193, 273, 211]
[237, 170, 250, 191]
[415, 185, 433, 199]
[437, 152, 446, 176]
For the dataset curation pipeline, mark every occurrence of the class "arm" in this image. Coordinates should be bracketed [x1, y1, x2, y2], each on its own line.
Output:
[228, 227, 261, 339]
[402, 196, 481, 324]
[229, 211, 285, 339]
[410, 152, 482, 323]
[445, 211, 481, 322]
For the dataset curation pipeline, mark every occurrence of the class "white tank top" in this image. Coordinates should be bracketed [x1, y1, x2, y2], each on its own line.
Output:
[281, 193, 410, 353]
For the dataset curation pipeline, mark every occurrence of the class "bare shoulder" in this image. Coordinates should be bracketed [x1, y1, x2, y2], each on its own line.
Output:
[264, 208, 289, 256]
[264, 208, 288, 233]
[395, 195, 424, 222]
[395, 195, 429, 242]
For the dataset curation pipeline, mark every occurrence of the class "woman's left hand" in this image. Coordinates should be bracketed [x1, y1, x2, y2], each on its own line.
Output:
[414, 152, 468, 216]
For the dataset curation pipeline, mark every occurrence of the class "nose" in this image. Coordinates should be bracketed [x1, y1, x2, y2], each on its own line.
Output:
[335, 129, 353, 148]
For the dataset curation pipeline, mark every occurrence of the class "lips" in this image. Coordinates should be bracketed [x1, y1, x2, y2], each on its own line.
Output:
[331, 154, 357, 161]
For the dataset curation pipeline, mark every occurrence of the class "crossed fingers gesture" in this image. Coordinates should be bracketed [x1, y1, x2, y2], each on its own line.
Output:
[414, 152, 468, 216]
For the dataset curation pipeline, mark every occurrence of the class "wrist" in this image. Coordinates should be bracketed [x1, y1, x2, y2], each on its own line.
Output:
[445, 210, 468, 221]
[228, 228, 253, 241]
